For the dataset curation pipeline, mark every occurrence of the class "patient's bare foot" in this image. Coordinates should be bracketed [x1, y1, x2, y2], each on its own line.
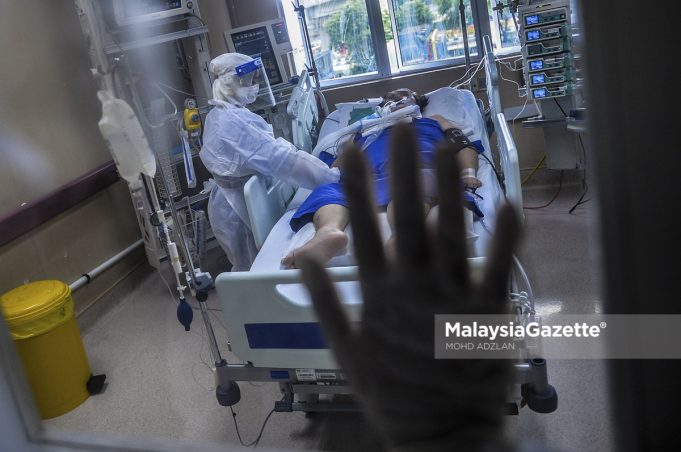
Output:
[281, 227, 349, 269]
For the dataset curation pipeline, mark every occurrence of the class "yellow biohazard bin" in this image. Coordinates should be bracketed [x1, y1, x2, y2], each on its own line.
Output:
[0, 280, 91, 419]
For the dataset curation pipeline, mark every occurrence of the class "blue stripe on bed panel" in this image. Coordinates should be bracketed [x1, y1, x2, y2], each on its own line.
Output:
[244, 323, 328, 349]
[270, 371, 290, 379]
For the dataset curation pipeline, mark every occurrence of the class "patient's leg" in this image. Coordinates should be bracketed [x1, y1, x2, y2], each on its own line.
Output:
[281, 204, 350, 269]
[384, 201, 431, 261]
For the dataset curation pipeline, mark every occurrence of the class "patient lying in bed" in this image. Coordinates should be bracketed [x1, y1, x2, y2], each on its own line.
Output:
[281, 88, 485, 269]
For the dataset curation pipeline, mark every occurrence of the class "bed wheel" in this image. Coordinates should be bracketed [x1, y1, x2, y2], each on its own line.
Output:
[216, 381, 241, 407]
[521, 383, 558, 413]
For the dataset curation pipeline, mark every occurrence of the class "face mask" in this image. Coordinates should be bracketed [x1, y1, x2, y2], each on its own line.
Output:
[235, 84, 259, 105]
[380, 96, 416, 115]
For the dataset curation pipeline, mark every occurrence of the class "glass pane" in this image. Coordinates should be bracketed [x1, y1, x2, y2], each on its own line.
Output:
[488, 2, 521, 50]
[391, 0, 477, 67]
[286, 0, 378, 81]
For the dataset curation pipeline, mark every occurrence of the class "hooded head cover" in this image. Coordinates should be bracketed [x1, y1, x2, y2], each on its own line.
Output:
[209, 53, 260, 107]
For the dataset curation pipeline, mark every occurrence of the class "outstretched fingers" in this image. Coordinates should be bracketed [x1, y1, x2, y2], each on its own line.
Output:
[478, 203, 522, 312]
[435, 144, 470, 294]
[342, 144, 387, 281]
[299, 256, 356, 371]
[390, 124, 430, 269]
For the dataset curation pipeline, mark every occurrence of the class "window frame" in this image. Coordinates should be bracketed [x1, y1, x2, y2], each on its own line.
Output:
[297, 0, 497, 89]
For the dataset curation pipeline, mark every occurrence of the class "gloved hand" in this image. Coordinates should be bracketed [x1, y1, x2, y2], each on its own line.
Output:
[299, 124, 521, 452]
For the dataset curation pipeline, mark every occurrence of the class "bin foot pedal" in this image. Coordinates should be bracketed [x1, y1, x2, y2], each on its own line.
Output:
[87, 373, 107, 395]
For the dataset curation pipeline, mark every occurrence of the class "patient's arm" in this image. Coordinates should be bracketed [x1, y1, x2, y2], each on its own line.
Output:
[458, 147, 481, 189]
[427, 114, 481, 189]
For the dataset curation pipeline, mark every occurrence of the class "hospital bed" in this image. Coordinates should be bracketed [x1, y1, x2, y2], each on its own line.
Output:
[212, 59, 557, 414]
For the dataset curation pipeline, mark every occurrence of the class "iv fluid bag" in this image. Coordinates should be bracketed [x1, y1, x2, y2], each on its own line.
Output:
[97, 90, 156, 189]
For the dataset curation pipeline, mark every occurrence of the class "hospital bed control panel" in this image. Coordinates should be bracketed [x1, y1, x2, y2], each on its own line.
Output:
[519, 2, 574, 100]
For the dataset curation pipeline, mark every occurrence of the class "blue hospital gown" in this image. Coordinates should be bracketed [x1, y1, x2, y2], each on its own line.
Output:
[289, 117, 483, 232]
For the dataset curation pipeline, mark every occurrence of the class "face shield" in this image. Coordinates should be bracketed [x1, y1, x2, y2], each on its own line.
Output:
[234, 58, 275, 110]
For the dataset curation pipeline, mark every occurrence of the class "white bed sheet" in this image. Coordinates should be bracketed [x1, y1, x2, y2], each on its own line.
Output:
[248, 88, 503, 307]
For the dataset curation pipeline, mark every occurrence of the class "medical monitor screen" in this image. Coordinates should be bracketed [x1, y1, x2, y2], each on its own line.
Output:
[530, 60, 544, 71]
[525, 15, 539, 26]
[532, 74, 545, 85]
[527, 30, 541, 41]
[230, 27, 283, 86]
[533, 88, 547, 98]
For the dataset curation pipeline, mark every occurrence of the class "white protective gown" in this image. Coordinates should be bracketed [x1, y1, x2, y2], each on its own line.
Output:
[200, 101, 340, 271]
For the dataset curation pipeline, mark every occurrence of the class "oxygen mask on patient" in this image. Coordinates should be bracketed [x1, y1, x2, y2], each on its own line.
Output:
[378, 96, 416, 116]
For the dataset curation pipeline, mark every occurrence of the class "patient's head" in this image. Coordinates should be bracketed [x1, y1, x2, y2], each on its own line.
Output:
[380, 88, 429, 113]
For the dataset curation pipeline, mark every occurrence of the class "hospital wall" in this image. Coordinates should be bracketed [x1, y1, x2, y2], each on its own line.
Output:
[0, 2, 143, 311]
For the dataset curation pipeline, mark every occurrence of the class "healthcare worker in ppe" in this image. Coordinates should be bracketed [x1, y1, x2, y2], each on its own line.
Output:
[200, 53, 340, 271]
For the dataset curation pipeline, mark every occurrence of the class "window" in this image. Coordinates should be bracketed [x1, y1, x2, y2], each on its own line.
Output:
[285, 0, 378, 82]
[283, 0, 520, 86]
[387, 0, 477, 67]
[488, 2, 521, 51]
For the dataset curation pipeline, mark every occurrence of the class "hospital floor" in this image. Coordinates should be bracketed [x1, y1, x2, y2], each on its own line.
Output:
[45, 170, 613, 452]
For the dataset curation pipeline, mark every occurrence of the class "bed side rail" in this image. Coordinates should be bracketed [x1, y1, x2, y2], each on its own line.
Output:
[495, 113, 524, 221]
[244, 175, 296, 249]
[483, 35, 502, 121]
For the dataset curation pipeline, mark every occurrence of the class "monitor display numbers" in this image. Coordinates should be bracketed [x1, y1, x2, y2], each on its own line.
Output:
[533, 88, 547, 98]
[532, 74, 545, 85]
[527, 30, 541, 41]
[525, 15, 539, 26]
[530, 60, 544, 71]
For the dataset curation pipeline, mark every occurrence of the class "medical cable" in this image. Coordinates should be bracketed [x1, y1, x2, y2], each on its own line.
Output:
[449, 54, 486, 88]
[191, 324, 217, 392]
[495, 55, 524, 72]
[450, 54, 487, 89]
[155, 81, 210, 102]
[495, 62, 524, 97]
[479, 152, 506, 201]
[152, 82, 179, 119]
[479, 217, 493, 235]
[568, 183, 589, 214]
[568, 133, 589, 213]
[229, 405, 278, 448]
[521, 155, 546, 185]
[511, 96, 529, 135]
[524, 170, 564, 209]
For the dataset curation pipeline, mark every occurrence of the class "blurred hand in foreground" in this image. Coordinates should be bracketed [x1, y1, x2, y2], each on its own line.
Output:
[300, 124, 521, 451]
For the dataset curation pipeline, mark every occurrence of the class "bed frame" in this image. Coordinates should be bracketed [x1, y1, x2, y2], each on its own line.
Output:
[213, 55, 557, 414]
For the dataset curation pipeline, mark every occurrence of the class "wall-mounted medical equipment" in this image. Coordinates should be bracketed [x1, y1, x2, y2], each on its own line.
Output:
[520, 3, 574, 101]
[512, 0, 584, 169]
[112, 0, 196, 26]
[224, 19, 294, 88]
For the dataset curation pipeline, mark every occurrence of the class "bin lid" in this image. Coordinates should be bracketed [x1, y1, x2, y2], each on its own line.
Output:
[0, 280, 71, 326]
